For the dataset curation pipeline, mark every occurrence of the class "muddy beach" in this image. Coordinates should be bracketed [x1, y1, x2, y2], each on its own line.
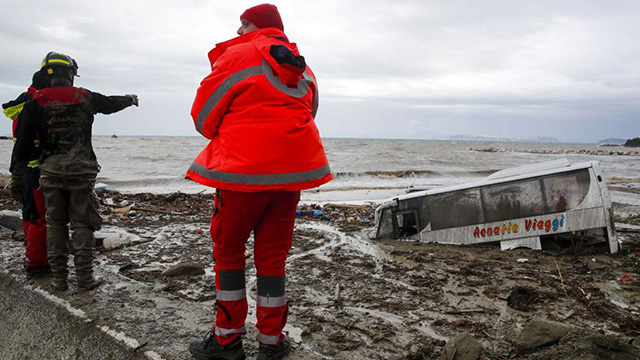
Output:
[2, 176, 640, 359]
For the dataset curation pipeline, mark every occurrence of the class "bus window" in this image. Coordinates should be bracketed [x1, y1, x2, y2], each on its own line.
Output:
[397, 197, 429, 233]
[428, 188, 482, 230]
[482, 178, 545, 223]
[377, 208, 395, 238]
[396, 210, 419, 237]
[543, 169, 590, 212]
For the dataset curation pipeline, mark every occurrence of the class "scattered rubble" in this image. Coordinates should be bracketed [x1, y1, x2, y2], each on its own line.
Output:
[507, 286, 539, 312]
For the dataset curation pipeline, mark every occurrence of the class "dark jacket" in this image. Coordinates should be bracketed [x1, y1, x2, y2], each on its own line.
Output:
[11, 86, 134, 178]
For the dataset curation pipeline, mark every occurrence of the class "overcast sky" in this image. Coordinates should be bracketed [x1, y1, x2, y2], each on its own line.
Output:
[1, 0, 639, 143]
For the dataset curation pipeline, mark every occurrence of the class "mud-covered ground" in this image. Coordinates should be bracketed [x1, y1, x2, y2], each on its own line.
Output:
[2, 178, 640, 359]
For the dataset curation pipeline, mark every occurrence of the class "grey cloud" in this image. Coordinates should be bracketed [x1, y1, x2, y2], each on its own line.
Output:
[1, 0, 640, 142]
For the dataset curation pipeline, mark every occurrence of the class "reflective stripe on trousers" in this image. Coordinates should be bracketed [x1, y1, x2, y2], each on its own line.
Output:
[215, 269, 248, 345]
[256, 274, 287, 344]
[215, 326, 247, 337]
[257, 333, 281, 345]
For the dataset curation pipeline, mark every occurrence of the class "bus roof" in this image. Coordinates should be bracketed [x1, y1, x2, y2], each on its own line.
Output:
[386, 159, 597, 204]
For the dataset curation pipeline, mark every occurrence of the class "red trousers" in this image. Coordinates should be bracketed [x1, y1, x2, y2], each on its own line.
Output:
[210, 189, 300, 346]
[24, 188, 49, 269]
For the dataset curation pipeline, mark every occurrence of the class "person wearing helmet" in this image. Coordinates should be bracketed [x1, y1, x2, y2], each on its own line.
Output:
[187, 4, 332, 360]
[3, 70, 50, 275]
[11, 51, 139, 291]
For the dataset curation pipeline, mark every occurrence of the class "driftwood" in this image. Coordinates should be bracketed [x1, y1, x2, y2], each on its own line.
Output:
[105, 203, 184, 216]
[324, 203, 369, 210]
[553, 259, 570, 300]
[101, 238, 156, 252]
[445, 308, 488, 314]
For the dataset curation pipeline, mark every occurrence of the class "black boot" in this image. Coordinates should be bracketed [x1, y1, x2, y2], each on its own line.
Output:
[189, 330, 245, 360]
[257, 334, 290, 360]
[26, 265, 52, 277]
[77, 276, 103, 291]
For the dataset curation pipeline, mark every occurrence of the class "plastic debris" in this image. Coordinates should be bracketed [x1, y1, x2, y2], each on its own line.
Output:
[112, 205, 132, 214]
[313, 210, 324, 217]
[621, 274, 633, 282]
[517, 258, 529, 263]
[94, 183, 118, 193]
[95, 232, 121, 249]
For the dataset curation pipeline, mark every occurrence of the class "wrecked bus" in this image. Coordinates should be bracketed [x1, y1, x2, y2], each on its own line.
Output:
[375, 159, 618, 253]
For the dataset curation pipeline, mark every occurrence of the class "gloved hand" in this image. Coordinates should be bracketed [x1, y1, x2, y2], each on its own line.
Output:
[10, 174, 25, 203]
[127, 94, 139, 107]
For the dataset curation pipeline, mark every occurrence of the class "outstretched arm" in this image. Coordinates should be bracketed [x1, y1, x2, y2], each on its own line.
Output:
[89, 90, 138, 115]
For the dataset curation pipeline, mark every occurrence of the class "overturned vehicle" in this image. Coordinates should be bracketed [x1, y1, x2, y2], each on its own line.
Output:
[375, 159, 618, 253]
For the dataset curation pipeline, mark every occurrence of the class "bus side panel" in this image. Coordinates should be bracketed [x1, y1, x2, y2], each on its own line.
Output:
[421, 208, 608, 246]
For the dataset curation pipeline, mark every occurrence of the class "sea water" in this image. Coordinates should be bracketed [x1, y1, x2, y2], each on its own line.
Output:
[1, 137, 638, 203]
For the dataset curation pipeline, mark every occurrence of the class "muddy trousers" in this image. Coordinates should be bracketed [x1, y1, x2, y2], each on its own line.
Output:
[23, 188, 49, 270]
[211, 189, 300, 347]
[41, 176, 102, 287]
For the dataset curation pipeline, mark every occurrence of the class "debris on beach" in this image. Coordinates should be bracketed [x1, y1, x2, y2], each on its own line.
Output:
[467, 147, 640, 156]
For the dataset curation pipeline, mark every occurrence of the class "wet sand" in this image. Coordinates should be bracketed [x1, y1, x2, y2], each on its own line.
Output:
[1, 179, 640, 359]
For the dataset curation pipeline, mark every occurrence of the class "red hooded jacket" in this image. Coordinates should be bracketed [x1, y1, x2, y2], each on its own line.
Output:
[186, 28, 332, 191]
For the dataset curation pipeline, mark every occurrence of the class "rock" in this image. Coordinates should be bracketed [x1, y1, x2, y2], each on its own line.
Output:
[12, 231, 24, 242]
[441, 332, 483, 360]
[624, 137, 640, 147]
[515, 320, 571, 354]
[0, 215, 23, 231]
[162, 261, 205, 277]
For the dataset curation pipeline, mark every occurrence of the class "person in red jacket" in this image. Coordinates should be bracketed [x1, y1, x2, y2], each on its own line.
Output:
[3, 70, 50, 275]
[187, 4, 332, 360]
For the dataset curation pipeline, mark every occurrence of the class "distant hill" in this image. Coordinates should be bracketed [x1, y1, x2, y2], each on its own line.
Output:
[448, 134, 559, 143]
[599, 137, 626, 146]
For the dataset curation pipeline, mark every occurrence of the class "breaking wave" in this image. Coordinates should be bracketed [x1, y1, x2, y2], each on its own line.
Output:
[333, 169, 497, 179]
[334, 170, 440, 178]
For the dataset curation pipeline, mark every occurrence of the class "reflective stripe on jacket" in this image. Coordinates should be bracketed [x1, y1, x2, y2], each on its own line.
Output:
[186, 28, 332, 192]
